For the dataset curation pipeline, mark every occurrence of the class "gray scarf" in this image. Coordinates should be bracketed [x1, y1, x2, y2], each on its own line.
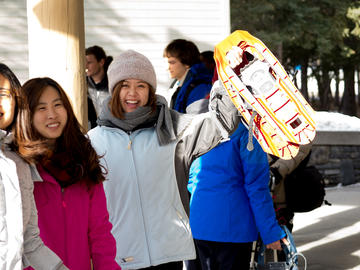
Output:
[97, 95, 177, 145]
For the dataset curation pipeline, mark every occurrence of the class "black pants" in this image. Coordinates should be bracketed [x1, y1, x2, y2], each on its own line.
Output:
[185, 243, 202, 270]
[138, 261, 183, 270]
[194, 239, 252, 270]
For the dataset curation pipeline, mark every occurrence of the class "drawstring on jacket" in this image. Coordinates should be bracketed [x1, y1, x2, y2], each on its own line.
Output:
[247, 111, 257, 151]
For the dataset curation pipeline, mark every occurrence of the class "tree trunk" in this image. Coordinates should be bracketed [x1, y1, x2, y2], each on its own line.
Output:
[318, 68, 331, 111]
[314, 65, 332, 111]
[277, 42, 283, 63]
[340, 65, 357, 116]
[300, 61, 309, 101]
[357, 68, 360, 108]
[27, 0, 87, 128]
[334, 69, 340, 109]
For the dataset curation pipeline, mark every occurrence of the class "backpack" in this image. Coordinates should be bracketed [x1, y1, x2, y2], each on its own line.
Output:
[284, 152, 330, 212]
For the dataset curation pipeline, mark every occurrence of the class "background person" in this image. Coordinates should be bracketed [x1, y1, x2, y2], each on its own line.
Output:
[200, 50, 216, 76]
[0, 63, 68, 270]
[269, 143, 313, 231]
[164, 39, 213, 114]
[85, 45, 113, 128]
[16, 77, 120, 270]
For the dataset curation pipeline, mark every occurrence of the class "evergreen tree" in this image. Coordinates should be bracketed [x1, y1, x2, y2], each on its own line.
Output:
[230, 0, 360, 115]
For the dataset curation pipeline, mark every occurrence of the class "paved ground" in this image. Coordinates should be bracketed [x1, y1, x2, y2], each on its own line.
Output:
[292, 183, 360, 270]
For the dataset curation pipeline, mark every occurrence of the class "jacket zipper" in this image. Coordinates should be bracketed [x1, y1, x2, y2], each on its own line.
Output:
[125, 130, 152, 264]
[127, 131, 132, 150]
[215, 104, 232, 134]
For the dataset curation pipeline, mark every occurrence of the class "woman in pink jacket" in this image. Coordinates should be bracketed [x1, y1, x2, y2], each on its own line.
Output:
[15, 77, 120, 270]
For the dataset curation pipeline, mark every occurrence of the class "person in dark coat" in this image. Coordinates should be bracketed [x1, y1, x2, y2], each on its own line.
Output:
[164, 39, 213, 114]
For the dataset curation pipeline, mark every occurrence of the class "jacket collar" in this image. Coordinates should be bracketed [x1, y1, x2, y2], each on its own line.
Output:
[31, 164, 44, 182]
[0, 129, 13, 151]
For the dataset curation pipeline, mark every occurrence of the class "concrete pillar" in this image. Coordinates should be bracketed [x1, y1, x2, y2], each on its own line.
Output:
[27, 0, 87, 128]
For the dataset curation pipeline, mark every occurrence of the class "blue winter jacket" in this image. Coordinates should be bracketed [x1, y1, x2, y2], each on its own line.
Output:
[172, 63, 213, 113]
[188, 123, 285, 245]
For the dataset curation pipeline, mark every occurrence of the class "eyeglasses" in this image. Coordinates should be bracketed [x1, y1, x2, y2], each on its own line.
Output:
[0, 88, 12, 100]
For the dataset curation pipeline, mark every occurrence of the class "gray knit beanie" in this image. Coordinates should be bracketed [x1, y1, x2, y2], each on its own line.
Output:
[107, 50, 157, 94]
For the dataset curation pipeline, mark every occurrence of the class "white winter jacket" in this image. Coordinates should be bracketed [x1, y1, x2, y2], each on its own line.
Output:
[88, 89, 239, 269]
[0, 130, 67, 270]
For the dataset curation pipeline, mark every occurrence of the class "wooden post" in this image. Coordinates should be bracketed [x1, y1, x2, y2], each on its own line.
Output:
[27, 0, 87, 129]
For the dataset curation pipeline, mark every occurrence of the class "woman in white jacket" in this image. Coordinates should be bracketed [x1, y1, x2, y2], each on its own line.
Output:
[0, 63, 68, 270]
[88, 50, 239, 269]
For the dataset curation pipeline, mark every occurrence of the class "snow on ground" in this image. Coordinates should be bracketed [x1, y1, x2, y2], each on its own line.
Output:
[315, 111, 360, 131]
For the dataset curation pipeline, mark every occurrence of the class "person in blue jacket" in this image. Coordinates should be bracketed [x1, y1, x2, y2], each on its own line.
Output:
[188, 122, 287, 270]
[164, 39, 213, 114]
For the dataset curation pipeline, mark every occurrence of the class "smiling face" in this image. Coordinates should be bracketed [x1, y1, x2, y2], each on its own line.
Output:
[0, 74, 15, 130]
[32, 86, 68, 144]
[115, 79, 150, 113]
[165, 56, 189, 80]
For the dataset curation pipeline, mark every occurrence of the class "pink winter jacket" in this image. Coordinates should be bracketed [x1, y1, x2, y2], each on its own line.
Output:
[27, 164, 120, 270]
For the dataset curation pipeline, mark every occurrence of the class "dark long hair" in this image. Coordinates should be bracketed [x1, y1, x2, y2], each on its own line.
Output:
[15, 77, 105, 186]
[0, 63, 21, 132]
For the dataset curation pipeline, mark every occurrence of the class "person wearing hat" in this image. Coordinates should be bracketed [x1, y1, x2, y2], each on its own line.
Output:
[87, 50, 240, 269]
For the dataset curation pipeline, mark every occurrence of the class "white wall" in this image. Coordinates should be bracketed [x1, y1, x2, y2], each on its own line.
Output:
[0, 0, 230, 96]
[0, 0, 28, 83]
[84, 0, 230, 96]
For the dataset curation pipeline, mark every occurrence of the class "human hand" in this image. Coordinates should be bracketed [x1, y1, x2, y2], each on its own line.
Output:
[266, 240, 281, 250]
[225, 46, 245, 68]
[266, 237, 289, 250]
